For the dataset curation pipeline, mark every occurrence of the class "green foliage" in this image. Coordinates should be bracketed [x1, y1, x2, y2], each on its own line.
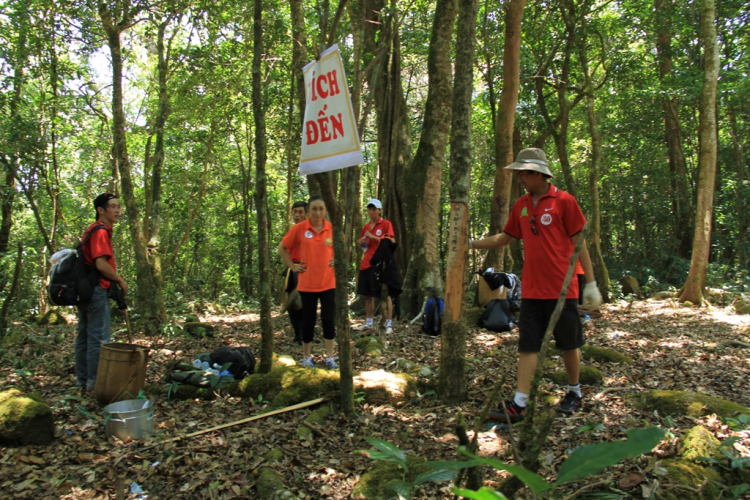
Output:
[356, 437, 458, 500]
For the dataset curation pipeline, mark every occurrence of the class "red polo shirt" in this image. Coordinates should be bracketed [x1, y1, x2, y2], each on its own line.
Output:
[281, 218, 336, 292]
[81, 221, 116, 290]
[359, 217, 394, 270]
[503, 184, 586, 299]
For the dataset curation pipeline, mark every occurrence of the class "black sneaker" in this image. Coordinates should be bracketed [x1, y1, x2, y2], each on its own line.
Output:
[558, 391, 583, 414]
[488, 400, 526, 423]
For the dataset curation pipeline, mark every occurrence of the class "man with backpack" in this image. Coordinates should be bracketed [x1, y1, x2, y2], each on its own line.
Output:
[354, 199, 396, 334]
[471, 148, 602, 421]
[75, 193, 128, 392]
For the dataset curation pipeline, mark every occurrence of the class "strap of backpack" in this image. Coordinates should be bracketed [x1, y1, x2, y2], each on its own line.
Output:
[78, 222, 109, 249]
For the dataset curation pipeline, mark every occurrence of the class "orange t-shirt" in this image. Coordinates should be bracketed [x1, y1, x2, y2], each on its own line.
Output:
[281, 218, 335, 292]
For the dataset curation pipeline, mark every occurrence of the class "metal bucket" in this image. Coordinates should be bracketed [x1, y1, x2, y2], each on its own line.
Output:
[103, 399, 154, 440]
[94, 343, 150, 406]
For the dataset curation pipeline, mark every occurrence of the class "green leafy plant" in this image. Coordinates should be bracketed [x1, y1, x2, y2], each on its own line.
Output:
[577, 418, 605, 434]
[164, 381, 183, 403]
[356, 437, 459, 500]
[255, 394, 270, 405]
[722, 414, 750, 431]
[451, 427, 666, 498]
[697, 437, 750, 472]
[354, 391, 366, 405]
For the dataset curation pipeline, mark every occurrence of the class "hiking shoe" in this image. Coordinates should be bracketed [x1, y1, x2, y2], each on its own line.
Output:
[324, 356, 339, 370]
[488, 400, 526, 423]
[302, 356, 315, 368]
[354, 323, 373, 331]
[558, 391, 583, 414]
[385, 326, 393, 335]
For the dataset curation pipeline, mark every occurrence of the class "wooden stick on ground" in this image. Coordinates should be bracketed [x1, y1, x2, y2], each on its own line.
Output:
[140, 397, 328, 450]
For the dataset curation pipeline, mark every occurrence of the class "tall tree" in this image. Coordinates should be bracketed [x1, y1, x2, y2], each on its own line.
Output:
[98, 0, 166, 334]
[655, 0, 692, 259]
[252, 0, 273, 373]
[484, 0, 526, 270]
[679, 0, 720, 304]
[438, 0, 478, 404]
[400, 0, 457, 316]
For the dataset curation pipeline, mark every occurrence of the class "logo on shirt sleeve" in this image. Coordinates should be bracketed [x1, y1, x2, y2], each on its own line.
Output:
[521, 207, 528, 217]
[325, 238, 332, 245]
[540, 214, 553, 225]
[304, 230, 313, 239]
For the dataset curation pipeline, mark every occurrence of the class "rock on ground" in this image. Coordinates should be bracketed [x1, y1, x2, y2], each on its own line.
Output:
[0, 389, 55, 445]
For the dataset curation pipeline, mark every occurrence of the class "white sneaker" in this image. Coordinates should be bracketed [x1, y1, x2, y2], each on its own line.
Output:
[302, 356, 315, 368]
[354, 323, 374, 331]
[386, 326, 393, 334]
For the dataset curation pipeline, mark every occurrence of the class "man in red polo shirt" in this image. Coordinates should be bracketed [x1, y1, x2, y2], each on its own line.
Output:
[472, 148, 602, 420]
[285, 201, 307, 345]
[76, 193, 128, 392]
[355, 199, 396, 334]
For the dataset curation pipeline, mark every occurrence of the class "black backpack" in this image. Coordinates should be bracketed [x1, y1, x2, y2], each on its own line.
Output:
[210, 347, 256, 380]
[47, 224, 107, 306]
[479, 299, 516, 333]
[421, 296, 444, 336]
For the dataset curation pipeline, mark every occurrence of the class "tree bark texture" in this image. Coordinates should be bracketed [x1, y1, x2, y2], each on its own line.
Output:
[655, 0, 692, 259]
[484, 0, 526, 271]
[99, 2, 165, 335]
[438, 0, 478, 404]
[679, 0, 719, 304]
[400, 0, 456, 317]
[252, 0, 274, 373]
[727, 108, 747, 269]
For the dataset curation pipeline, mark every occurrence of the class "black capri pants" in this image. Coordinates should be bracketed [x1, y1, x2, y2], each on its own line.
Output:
[299, 288, 336, 343]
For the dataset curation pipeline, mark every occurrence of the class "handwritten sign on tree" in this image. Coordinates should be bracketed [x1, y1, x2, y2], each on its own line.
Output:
[299, 45, 364, 176]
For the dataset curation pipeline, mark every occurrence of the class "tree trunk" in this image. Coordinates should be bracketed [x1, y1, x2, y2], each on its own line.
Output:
[727, 108, 747, 269]
[679, 0, 719, 305]
[438, 0, 478, 404]
[655, 0, 692, 259]
[99, 2, 165, 335]
[484, 0, 526, 271]
[400, 0, 457, 317]
[252, 0, 274, 373]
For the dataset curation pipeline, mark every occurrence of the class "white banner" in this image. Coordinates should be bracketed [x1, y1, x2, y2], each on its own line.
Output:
[299, 45, 364, 176]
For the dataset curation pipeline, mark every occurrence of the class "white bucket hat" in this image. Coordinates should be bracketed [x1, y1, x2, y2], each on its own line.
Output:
[504, 148, 554, 178]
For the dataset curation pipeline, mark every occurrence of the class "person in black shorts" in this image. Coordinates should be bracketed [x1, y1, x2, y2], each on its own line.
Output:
[472, 148, 602, 421]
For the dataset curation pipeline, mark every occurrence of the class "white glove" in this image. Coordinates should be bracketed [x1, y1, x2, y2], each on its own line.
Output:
[582, 281, 602, 311]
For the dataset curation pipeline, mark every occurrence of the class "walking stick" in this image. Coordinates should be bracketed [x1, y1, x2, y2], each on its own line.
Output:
[124, 309, 133, 343]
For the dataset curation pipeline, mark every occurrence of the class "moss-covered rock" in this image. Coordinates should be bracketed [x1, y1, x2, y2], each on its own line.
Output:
[655, 459, 721, 500]
[356, 337, 385, 356]
[298, 405, 333, 438]
[681, 426, 721, 462]
[229, 366, 340, 408]
[619, 275, 641, 298]
[256, 467, 288, 499]
[353, 370, 416, 405]
[183, 322, 214, 338]
[465, 307, 485, 326]
[683, 300, 695, 308]
[580, 345, 633, 364]
[0, 389, 55, 445]
[654, 291, 677, 300]
[396, 358, 418, 373]
[263, 448, 284, 464]
[545, 366, 603, 386]
[37, 309, 67, 326]
[639, 390, 750, 417]
[352, 456, 428, 499]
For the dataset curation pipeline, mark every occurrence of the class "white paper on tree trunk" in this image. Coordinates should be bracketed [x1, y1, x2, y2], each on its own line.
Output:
[298, 45, 364, 176]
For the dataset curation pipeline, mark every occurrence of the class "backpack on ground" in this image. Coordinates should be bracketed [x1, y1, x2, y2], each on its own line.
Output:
[421, 296, 444, 336]
[47, 224, 108, 306]
[209, 347, 256, 379]
[479, 298, 516, 333]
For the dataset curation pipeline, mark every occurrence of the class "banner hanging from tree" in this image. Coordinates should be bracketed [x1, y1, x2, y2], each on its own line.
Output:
[298, 45, 364, 176]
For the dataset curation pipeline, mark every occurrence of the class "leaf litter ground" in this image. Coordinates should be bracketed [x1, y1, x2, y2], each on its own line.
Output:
[1, 299, 749, 499]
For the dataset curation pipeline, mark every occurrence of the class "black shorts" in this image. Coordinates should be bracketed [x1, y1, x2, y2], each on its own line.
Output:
[357, 268, 379, 297]
[518, 299, 584, 352]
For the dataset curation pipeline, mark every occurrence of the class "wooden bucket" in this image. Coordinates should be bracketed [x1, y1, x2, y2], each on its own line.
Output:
[94, 343, 150, 406]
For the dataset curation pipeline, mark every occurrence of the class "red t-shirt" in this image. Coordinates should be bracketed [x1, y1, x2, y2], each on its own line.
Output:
[503, 185, 586, 299]
[81, 221, 116, 290]
[281, 218, 335, 292]
[359, 218, 394, 270]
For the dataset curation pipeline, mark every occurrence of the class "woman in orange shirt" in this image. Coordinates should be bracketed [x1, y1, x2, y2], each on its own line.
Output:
[278, 195, 338, 369]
